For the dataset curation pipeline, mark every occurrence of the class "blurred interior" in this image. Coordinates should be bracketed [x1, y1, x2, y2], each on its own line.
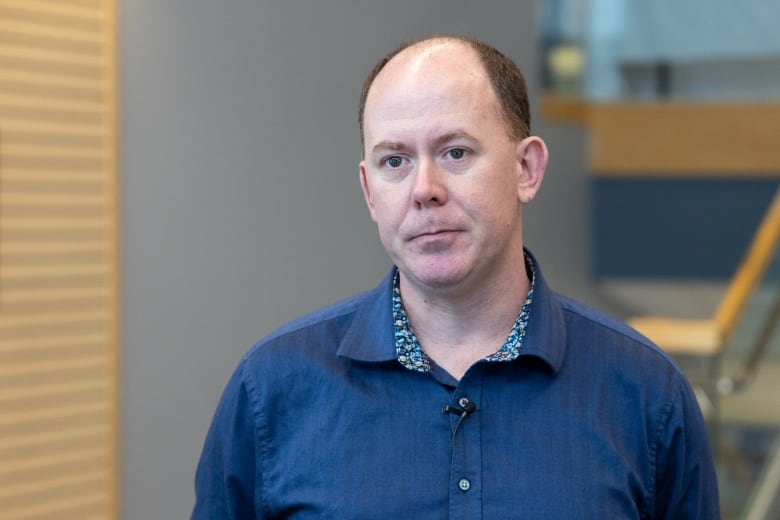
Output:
[540, 1, 780, 518]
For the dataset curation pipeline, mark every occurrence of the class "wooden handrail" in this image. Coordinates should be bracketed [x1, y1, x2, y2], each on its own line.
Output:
[714, 188, 780, 344]
[628, 186, 780, 355]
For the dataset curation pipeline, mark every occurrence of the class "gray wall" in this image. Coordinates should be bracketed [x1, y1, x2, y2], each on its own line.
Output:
[120, 1, 590, 518]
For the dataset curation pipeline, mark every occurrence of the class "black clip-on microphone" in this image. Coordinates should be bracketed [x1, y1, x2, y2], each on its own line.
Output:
[442, 401, 477, 419]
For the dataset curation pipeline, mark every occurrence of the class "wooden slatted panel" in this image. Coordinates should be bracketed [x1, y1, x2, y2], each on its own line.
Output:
[0, 0, 118, 519]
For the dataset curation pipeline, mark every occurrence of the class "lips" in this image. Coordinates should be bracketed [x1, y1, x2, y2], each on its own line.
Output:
[402, 219, 465, 243]
[415, 229, 453, 237]
[408, 229, 461, 242]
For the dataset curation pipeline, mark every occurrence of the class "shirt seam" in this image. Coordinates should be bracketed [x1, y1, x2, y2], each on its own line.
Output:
[238, 359, 273, 518]
[647, 380, 678, 518]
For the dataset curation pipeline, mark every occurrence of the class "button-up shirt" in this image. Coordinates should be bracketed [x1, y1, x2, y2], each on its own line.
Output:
[192, 252, 720, 519]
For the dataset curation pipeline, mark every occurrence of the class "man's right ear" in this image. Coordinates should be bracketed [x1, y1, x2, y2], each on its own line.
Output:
[359, 162, 378, 222]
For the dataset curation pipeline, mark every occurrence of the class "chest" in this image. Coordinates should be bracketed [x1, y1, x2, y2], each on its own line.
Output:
[257, 368, 652, 519]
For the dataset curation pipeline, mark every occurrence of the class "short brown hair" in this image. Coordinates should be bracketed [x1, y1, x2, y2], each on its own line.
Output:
[358, 36, 531, 149]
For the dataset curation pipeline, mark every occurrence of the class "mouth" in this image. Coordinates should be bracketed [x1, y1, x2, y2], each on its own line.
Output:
[408, 229, 461, 242]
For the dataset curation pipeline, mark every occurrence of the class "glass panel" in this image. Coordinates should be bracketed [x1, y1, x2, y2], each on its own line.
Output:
[537, 0, 780, 101]
[716, 242, 780, 518]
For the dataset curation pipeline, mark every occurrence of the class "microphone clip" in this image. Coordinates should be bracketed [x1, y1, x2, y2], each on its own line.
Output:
[442, 400, 476, 419]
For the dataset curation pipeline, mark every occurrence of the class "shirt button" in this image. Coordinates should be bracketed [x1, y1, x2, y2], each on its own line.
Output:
[458, 478, 471, 492]
[458, 397, 470, 408]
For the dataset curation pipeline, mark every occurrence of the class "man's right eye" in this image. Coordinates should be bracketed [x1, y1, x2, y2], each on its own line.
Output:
[384, 156, 403, 168]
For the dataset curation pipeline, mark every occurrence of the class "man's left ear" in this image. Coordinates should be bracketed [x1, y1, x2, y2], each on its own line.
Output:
[516, 136, 548, 204]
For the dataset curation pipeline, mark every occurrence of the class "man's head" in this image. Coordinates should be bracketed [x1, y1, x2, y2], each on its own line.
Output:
[358, 37, 547, 296]
[359, 36, 531, 152]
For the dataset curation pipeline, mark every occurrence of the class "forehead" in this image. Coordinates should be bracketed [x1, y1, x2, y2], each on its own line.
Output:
[363, 42, 501, 140]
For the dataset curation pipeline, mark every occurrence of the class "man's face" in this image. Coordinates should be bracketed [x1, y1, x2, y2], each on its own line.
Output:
[359, 41, 541, 296]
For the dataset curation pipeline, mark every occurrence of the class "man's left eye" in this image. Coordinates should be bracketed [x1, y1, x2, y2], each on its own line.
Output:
[446, 148, 466, 160]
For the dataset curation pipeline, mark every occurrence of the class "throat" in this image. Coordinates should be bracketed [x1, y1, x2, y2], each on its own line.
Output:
[423, 339, 503, 381]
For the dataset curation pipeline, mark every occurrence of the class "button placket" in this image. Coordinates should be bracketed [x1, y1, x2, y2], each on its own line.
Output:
[447, 378, 483, 519]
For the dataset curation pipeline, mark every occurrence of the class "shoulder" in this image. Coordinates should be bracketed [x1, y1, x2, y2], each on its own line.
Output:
[242, 289, 373, 362]
[557, 293, 652, 344]
[523, 251, 680, 378]
[552, 291, 708, 443]
[550, 291, 695, 410]
[556, 292, 678, 366]
[237, 268, 395, 367]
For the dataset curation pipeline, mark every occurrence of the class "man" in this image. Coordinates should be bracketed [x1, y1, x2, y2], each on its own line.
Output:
[193, 36, 720, 518]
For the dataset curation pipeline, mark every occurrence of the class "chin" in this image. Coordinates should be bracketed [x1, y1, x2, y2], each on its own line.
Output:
[403, 262, 473, 290]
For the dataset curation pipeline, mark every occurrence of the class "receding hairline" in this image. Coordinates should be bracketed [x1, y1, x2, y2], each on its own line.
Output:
[387, 36, 475, 64]
[358, 35, 530, 153]
[363, 36, 484, 106]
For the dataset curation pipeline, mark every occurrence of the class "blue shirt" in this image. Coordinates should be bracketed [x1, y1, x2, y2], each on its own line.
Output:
[192, 253, 720, 519]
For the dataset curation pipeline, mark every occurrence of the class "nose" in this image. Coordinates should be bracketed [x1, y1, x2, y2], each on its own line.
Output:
[412, 158, 447, 208]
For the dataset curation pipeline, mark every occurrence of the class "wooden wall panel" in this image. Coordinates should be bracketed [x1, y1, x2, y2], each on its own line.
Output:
[541, 96, 780, 176]
[589, 102, 780, 175]
[0, 1, 118, 519]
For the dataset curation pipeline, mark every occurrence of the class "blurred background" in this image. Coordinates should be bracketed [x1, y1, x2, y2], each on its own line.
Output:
[1, 0, 778, 518]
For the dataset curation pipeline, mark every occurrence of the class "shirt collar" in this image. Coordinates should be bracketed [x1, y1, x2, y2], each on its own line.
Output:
[337, 248, 566, 375]
[392, 254, 536, 373]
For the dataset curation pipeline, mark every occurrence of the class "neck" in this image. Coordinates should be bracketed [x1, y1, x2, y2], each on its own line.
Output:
[399, 258, 530, 380]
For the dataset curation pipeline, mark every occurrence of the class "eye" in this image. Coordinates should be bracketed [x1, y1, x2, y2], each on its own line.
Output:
[445, 148, 467, 160]
[384, 156, 404, 168]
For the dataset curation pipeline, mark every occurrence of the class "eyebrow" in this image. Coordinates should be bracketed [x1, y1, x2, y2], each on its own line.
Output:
[433, 131, 477, 148]
[369, 131, 477, 156]
[370, 141, 405, 156]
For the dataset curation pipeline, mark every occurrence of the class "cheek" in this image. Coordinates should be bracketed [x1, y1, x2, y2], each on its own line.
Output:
[371, 199, 403, 231]
[466, 185, 520, 227]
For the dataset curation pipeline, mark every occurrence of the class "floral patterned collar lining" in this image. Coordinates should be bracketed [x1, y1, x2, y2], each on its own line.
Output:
[392, 255, 536, 373]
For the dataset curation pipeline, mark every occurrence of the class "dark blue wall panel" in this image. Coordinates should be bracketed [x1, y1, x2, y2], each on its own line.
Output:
[593, 178, 779, 278]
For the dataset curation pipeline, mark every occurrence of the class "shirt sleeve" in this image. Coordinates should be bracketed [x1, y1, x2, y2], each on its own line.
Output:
[192, 361, 262, 519]
[653, 376, 721, 519]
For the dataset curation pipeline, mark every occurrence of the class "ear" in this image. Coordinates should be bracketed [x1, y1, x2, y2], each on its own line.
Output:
[516, 136, 548, 204]
[359, 161, 379, 222]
